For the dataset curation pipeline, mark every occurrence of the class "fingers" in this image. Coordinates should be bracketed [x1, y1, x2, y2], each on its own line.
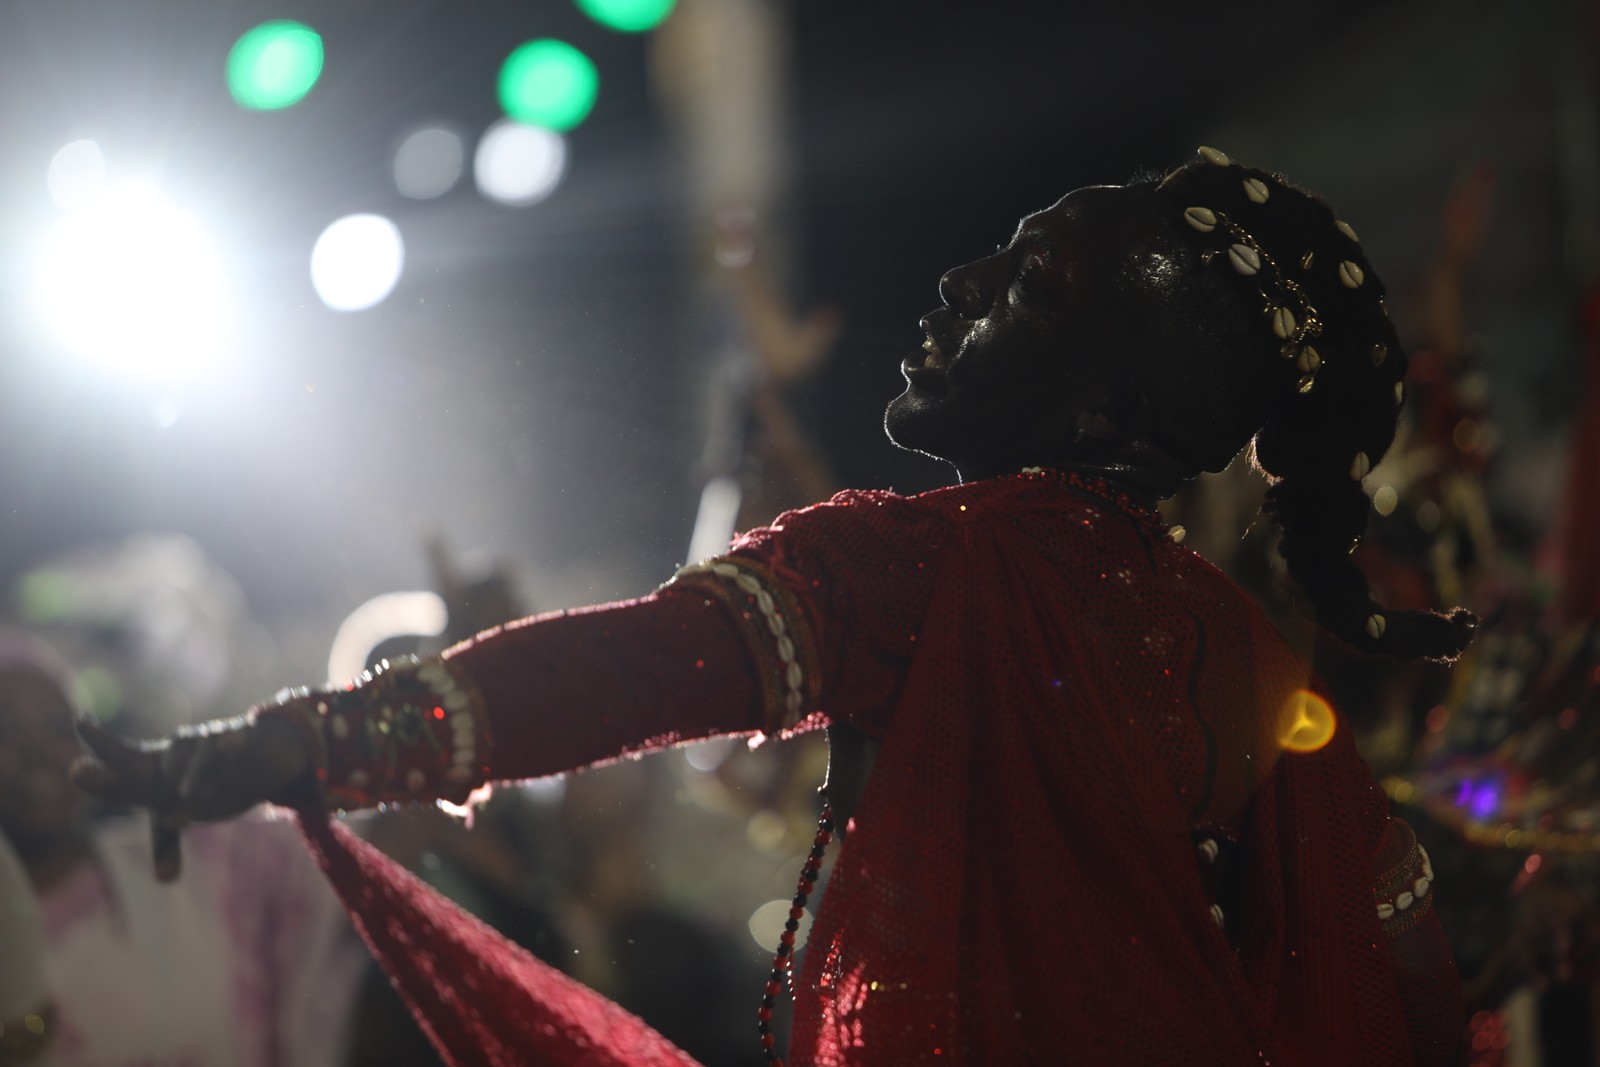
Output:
[77, 715, 146, 767]
[71, 718, 192, 881]
[153, 816, 184, 883]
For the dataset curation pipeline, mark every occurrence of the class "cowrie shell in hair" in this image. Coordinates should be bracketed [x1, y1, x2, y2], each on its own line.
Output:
[1300, 251, 1315, 269]
[1184, 206, 1217, 233]
[1228, 243, 1261, 275]
[1350, 452, 1371, 480]
[1296, 346, 1321, 373]
[1335, 219, 1360, 243]
[1243, 177, 1270, 204]
[1338, 260, 1366, 288]
[1366, 614, 1387, 639]
[1271, 307, 1296, 340]
[1297, 375, 1315, 394]
[1370, 343, 1388, 366]
[1197, 145, 1231, 166]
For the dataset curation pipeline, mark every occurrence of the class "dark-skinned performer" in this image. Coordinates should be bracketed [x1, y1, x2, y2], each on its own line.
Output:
[76, 150, 1476, 1067]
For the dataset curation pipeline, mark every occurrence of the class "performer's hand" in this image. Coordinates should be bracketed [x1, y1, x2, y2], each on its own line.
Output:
[72, 713, 316, 882]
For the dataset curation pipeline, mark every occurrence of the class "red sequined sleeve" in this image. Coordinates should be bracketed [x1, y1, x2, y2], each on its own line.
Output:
[440, 587, 769, 782]
[721, 489, 950, 738]
[442, 489, 948, 782]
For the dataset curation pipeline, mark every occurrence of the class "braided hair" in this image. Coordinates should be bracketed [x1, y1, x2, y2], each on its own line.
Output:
[1149, 151, 1476, 662]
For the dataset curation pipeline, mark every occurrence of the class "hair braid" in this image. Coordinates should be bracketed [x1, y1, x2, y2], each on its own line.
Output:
[1158, 156, 1476, 662]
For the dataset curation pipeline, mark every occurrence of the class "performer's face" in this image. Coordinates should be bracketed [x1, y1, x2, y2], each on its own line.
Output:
[886, 185, 1190, 478]
[0, 666, 88, 849]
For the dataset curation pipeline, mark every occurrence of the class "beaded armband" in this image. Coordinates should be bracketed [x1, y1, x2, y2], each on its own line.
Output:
[1373, 822, 1435, 939]
[262, 655, 491, 810]
[666, 556, 821, 734]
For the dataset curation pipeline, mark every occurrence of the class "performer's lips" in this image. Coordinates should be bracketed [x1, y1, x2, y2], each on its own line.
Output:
[902, 334, 951, 390]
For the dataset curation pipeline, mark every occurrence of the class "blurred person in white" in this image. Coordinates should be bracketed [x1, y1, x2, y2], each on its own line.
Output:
[0, 634, 364, 1067]
[0, 832, 54, 1066]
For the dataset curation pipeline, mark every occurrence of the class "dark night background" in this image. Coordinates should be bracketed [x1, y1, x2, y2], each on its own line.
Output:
[0, 0, 1590, 699]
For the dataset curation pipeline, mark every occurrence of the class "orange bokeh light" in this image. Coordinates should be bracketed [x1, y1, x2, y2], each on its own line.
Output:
[1278, 689, 1336, 753]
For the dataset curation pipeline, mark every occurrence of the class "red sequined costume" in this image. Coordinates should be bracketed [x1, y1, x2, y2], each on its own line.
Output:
[294, 470, 1460, 1066]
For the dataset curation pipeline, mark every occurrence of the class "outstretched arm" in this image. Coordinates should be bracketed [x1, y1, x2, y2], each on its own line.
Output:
[448, 583, 768, 783]
[74, 564, 816, 877]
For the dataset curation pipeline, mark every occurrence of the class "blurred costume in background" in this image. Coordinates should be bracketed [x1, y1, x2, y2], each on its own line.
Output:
[1398, 282, 1600, 1065]
[0, 637, 365, 1067]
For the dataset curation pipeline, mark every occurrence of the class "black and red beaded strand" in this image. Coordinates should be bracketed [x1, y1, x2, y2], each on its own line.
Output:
[757, 800, 834, 1066]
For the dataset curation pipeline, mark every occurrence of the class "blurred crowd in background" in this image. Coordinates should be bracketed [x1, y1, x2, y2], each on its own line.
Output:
[2, 0, 1600, 1064]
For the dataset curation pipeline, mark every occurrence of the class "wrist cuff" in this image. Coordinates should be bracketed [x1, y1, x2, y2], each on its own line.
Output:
[262, 655, 492, 811]
[1374, 820, 1435, 938]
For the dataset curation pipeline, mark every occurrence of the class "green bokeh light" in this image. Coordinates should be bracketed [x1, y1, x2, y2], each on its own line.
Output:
[497, 40, 598, 132]
[227, 20, 324, 110]
[576, 0, 676, 33]
[16, 569, 72, 622]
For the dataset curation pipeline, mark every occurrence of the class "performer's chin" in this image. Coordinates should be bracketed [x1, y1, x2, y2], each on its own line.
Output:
[883, 389, 946, 460]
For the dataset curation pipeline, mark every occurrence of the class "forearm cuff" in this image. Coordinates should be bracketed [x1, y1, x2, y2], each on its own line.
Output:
[665, 556, 820, 734]
[1374, 820, 1436, 938]
[261, 655, 492, 811]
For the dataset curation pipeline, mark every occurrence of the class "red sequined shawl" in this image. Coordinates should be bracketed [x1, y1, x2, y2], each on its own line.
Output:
[298, 472, 1444, 1066]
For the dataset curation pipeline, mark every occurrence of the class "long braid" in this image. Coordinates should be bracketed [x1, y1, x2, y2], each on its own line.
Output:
[1157, 154, 1476, 662]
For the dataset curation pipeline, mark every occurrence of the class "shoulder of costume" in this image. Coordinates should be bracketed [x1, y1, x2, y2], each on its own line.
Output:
[727, 486, 935, 550]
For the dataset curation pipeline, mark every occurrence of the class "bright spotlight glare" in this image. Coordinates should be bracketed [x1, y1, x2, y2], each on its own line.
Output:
[394, 127, 465, 200]
[310, 213, 405, 312]
[32, 187, 230, 379]
[47, 140, 107, 211]
[474, 120, 567, 207]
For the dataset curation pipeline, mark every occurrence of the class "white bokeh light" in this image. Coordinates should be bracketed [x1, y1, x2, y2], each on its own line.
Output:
[473, 120, 567, 207]
[47, 140, 107, 211]
[748, 898, 813, 954]
[310, 213, 405, 312]
[393, 127, 465, 200]
[31, 185, 230, 379]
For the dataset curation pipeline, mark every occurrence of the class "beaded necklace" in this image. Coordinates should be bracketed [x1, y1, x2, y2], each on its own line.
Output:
[756, 800, 834, 1066]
